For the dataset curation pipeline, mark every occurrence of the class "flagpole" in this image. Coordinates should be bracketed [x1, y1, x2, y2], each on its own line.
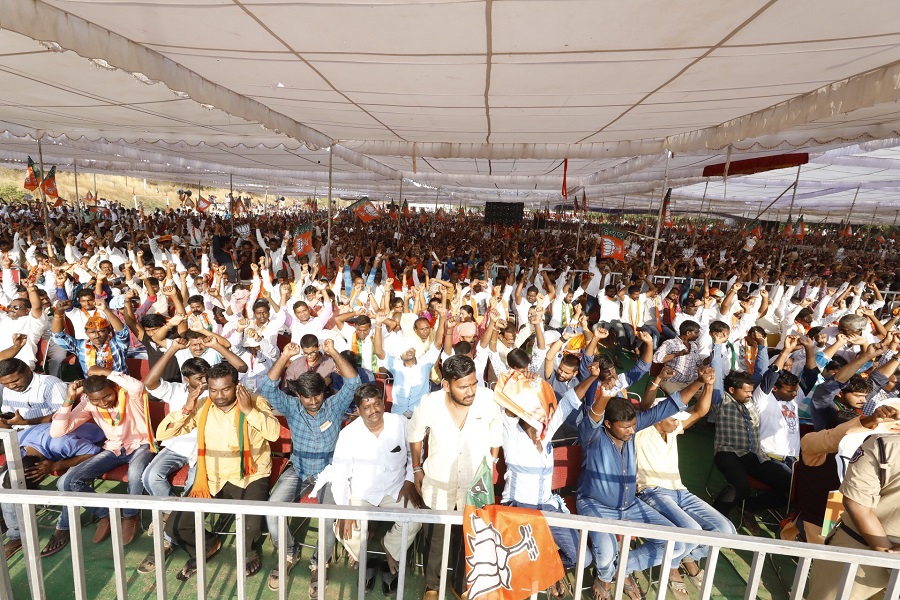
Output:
[326, 144, 333, 274]
[777, 165, 802, 267]
[649, 150, 671, 271]
[229, 173, 235, 236]
[93, 172, 97, 198]
[36, 136, 52, 238]
[397, 177, 403, 241]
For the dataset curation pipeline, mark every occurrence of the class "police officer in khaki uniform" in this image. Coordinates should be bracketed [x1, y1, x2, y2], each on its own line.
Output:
[807, 433, 900, 599]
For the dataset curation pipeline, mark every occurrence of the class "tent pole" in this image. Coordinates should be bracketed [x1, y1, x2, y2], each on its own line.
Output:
[649, 150, 671, 271]
[93, 172, 97, 198]
[722, 145, 732, 205]
[73, 162, 82, 227]
[753, 181, 796, 221]
[893, 210, 899, 229]
[36, 137, 51, 237]
[326, 144, 333, 275]
[397, 178, 403, 240]
[846, 186, 860, 224]
[696, 181, 708, 220]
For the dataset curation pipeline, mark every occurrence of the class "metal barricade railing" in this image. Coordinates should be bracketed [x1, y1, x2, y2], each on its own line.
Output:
[3, 431, 900, 600]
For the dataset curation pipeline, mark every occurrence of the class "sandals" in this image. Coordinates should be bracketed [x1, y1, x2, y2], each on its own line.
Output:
[176, 538, 223, 581]
[681, 563, 705, 588]
[591, 577, 612, 600]
[667, 579, 690, 600]
[548, 576, 572, 599]
[622, 575, 645, 600]
[267, 550, 299, 591]
[245, 552, 262, 577]
[40, 529, 70, 558]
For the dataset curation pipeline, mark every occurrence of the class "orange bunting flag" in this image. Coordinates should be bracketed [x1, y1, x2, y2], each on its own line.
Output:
[40, 166, 58, 200]
[293, 224, 313, 256]
[23, 157, 41, 191]
[463, 459, 563, 600]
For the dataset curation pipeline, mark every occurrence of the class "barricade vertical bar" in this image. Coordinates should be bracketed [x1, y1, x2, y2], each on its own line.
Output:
[789, 556, 811, 600]
[836, 563, 860, 600]
[744, 551, 766, 600]
[109, 507, 127, 600]
[5, 429, 45, 600]
[0, 542, 11, 600]
[151, 509, 166, 600]
[613, 536, 632, 600]
[317, 517, 326, 597]
[236, 513, 247, 600]
[357, 520, 369, 600]
[438, 523, 452, 600]
[277, 515, 288, 600]
[883, 568, 900, 600]
[195, 511, 207, 600]
[699, 547, 720, 600]
[655, 539, 677, 600]
[573, 528, 589, 598]
[396, 522, 410, 600]
[68, 505, 87, 600]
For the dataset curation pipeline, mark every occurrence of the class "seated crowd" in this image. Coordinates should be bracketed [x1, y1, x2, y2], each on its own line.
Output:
[1, 198, 899, 600]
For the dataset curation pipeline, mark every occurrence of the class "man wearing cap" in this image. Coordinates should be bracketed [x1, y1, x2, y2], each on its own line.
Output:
[51, 295, 131, 376]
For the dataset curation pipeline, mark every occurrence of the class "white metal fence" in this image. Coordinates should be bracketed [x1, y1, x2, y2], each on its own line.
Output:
[3, 432, 900, 600]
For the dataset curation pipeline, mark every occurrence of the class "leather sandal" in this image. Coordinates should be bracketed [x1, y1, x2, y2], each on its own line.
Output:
[40, 529, 70, 558]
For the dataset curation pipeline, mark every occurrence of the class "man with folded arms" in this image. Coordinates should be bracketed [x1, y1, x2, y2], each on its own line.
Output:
[331, 383, 422, 596]
[44, 367, 155, 556]
[156, 363, 280, 580]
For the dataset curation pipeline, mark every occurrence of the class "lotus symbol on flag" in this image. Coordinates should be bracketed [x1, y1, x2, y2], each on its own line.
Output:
[363, 204, 379, 217]
[465, 513, 539, 599]
[602, 238, 617, 256]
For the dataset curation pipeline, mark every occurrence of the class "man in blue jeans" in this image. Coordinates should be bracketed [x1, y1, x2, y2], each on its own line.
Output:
[258, 339, 359, 596]
[43, 368, 155, 556]
[636, 365, 735, 599]
[500, 365, 599, 597]
[577, 373, 692, 600]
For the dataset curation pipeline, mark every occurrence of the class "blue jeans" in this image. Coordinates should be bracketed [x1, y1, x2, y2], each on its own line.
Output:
[56, 445, 154, 530]
[141, 448, 194, 498]
[265, 467, 336, 565]
[505, 495, 586, 569]
[637, 487, 736, 562]
[576, 495, 686, 583]
[598, 320, 628, 350]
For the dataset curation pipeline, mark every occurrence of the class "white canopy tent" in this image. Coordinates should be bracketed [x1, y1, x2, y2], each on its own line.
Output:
[0, 0, 899, 220]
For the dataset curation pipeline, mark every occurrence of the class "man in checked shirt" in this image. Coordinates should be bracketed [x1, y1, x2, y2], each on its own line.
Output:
[653, 321, 703, 396]
[257, 338, 360, 595]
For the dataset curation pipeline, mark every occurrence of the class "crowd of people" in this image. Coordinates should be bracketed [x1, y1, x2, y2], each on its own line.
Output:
[1, 196, 899, 600]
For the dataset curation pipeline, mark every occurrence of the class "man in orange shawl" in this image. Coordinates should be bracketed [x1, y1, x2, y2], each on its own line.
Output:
[156, 362, 280, 580]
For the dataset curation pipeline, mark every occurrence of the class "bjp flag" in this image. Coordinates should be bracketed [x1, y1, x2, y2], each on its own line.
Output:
[293, 223, 313, 256]
[353, 201, 381, 223]
[463, 459, 563, 600]
[40, 166, 59, 200]
[600, 226, 626, 261]
[23, 157, 41, 191]
[196, 195, 211, 212]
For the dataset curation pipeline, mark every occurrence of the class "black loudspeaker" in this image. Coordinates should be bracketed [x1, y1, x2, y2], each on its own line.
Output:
[484, 201, 524, 225]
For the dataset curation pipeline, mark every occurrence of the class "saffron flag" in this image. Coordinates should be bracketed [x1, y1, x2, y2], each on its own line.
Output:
[231, 195, 247, 215]
[743, 220, 762, 252]
[402, 199, 411, 217]
[600, 226, 626, 261]
[293, 223, 313, 256]
[463, 458, 563, 600]
[196, 195, 211, 212]
[843, 224, 853, 238]
[782, 218, 793, 238]
[351, 200, 381, 223]
[23, 157, 41, 191]
[40, 166, 58, 200]
[661, 188, 674, 228]
[795, 216, 806, 240]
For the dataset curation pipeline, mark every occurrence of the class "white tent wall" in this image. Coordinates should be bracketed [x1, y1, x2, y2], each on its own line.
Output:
[0, 1, 899, 220]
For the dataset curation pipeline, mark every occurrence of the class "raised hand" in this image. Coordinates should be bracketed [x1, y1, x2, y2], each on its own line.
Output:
[282, 342, 302, 359]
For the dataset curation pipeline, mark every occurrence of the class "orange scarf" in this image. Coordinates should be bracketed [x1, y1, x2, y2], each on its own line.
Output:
[97, 387, 157, 452]
[188, 399, 256, 499]
[745, 342, 758, 374]
[85, 340, 112, 369]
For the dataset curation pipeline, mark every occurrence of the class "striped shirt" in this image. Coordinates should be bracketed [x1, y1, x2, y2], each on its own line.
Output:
[0, 373, 69, 429]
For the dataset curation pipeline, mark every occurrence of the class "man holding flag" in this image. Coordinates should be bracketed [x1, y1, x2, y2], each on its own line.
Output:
[408, 355, 502, 599]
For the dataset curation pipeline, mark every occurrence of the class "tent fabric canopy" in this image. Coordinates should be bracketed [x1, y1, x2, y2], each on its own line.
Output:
[0, 0, 899, 220]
